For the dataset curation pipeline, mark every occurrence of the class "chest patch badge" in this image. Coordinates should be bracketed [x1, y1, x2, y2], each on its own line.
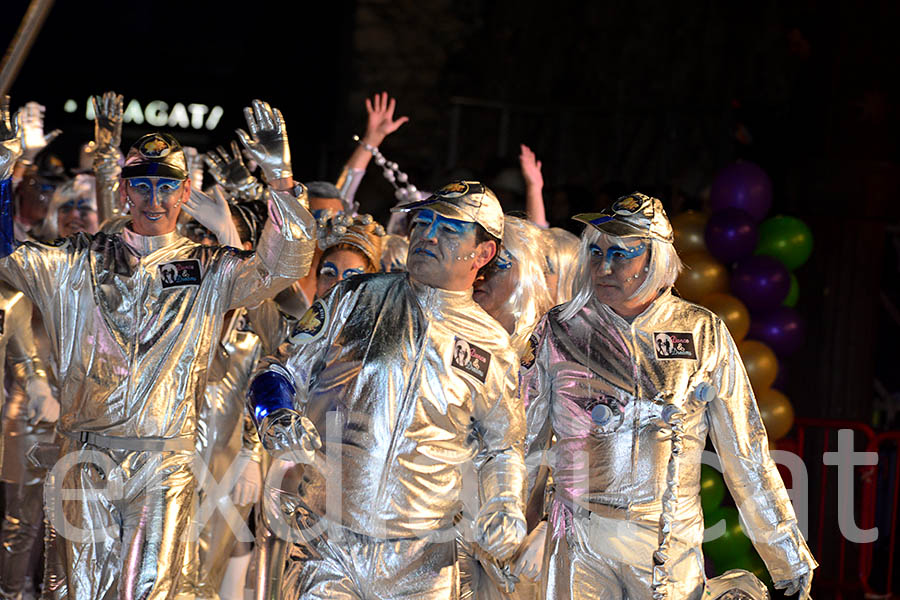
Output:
[451, 336, 492, 383]
[158, 260, 202, 288]
[289, 300, 328, 344]
[654, 331, 697, 360]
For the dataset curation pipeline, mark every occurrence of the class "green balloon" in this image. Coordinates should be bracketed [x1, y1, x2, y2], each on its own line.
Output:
[700, 464, 726, 513]
[703, 506, 752, 565]
[783, 272, 799, 307]
[755, 216, 813, 270]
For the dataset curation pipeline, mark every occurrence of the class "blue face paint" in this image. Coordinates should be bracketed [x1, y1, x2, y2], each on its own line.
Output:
[319, 261, 338, 278]
[589, 242, 647, 272]
[127, 177, 183, 207]
[494, 249, 514, 271]
[59, 197, 96, 216]
[319, 261, 365, 282]
[410, 209, 475, 239]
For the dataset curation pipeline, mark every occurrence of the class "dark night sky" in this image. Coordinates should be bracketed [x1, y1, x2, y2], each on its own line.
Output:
[2, 0, 353, 179]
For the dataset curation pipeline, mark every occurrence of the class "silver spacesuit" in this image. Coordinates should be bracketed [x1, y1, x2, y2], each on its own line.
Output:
[0, 137, 314, 600]
[0, 283, 53, 600]
[193, 309, 264, 596]
[522, 193, 816, 600]
[250, 269, 526, 599]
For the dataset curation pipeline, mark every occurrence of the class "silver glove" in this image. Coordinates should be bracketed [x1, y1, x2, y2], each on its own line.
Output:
[92, 91, 123, 150]
[775, 570, 813, 600]
[474, 507, 527, 562]
[91, 92, 124, 223]
[21, 101, 61, 162]
[0, 95, 24, 179]
[235, 99, 292, 182]
[259, 407, 321, 465]
[204, 140, 263, 200]
[183, 187, 243, 248]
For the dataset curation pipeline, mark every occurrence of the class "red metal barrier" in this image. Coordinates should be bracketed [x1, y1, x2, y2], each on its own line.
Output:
[860, 431, 900, 598]
[787, 418, 879, 598]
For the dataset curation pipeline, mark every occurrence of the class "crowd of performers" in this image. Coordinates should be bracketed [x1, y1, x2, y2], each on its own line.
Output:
[0, 90, 816, 600]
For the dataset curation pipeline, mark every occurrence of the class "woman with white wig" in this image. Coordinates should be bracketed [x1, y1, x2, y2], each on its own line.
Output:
[457, 216, 554, 600]
[36, 173, 98, 240]
[474, 215, 554, 354]
[540, 227, 580, 306]
[522, 193, 816, 600]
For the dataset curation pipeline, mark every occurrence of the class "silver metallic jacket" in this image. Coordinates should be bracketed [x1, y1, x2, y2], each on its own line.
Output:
[0, 282, 46, 475]
[0, 187, 314, 441]
[255, 272, 526, 539]
[522, 290, 816, 584]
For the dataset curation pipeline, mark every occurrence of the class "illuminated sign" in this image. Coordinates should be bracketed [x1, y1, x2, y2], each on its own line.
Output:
[63, 98, 224, 130]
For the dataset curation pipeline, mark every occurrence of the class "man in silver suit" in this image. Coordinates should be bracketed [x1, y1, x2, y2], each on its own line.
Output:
[249, 181, 527, 599]
[522, 193, 816, 600]
[0, 95, 315, 600]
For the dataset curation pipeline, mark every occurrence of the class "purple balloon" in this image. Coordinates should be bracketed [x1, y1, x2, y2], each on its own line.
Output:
[710, 162, 773, 222]
[705, 208, 758, 263]
[749, 307, 805, 356]
[731, 256, 790, 312]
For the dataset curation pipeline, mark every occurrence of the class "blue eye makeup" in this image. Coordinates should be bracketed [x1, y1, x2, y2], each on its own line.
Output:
[319, 261, 338, 277]
[320, 262, 365, 281]
[494, 250, 513, 271]
[127, 177, 183, 202]
[411, 209, 474, 238]
[589, 242, 647, 269]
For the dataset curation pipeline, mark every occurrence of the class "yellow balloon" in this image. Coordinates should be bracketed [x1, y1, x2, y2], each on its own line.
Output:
[756, 387, 795, 441]
[675, 251, 729, 301]
[701, 292, 750, 342]
[672, 211, 710, 255]
[738, 339, 779, 391]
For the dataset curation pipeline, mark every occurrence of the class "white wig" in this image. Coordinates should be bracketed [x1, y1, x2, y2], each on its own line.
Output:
[542, 227, 580, 305]
[499, 216, 555, 353]
[36, 174, 97, 241]
[380, 234, 410, 272]
[559, 226, 683, 322]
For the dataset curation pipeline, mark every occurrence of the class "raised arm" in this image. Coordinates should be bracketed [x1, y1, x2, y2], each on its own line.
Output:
[336, 92, 409, 210]
[91, 92, 124, 225]
[0, 96, 73, 304]
[519, 144, 549, 228]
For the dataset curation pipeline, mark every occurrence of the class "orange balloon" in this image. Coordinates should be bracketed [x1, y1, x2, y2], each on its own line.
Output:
[756, 387, 795, 441]
[701, 292, 750, 342]
[738, 339, 779, 391]
[676, 251, 729, 301]
[672, 211, 710, 255]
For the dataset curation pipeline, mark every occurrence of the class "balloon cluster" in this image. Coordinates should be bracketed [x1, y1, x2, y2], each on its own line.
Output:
[673, 161, 814, 582]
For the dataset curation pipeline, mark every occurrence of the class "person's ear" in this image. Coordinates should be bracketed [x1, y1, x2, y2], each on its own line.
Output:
[472, 240, 497, 271]
[174, 178, 191, 209]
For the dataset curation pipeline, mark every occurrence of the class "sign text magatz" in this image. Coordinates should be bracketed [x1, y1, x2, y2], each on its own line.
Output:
[63, 98, 224, 131]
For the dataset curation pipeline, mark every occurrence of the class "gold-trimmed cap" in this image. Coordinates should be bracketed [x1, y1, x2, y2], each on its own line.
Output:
[391, 180, 504, 239]
[122, 133, 188, 180]
[573, 192, 673, 243]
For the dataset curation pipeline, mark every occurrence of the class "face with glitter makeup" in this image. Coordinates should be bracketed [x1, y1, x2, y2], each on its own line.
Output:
[57, 196, 99, 237]
[407, 209, 496, 291]
[120, 176, 189, 236]
[589, 237, 651, 314]
[473, 249, 517, 333]
[316, 248, 370, 298]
